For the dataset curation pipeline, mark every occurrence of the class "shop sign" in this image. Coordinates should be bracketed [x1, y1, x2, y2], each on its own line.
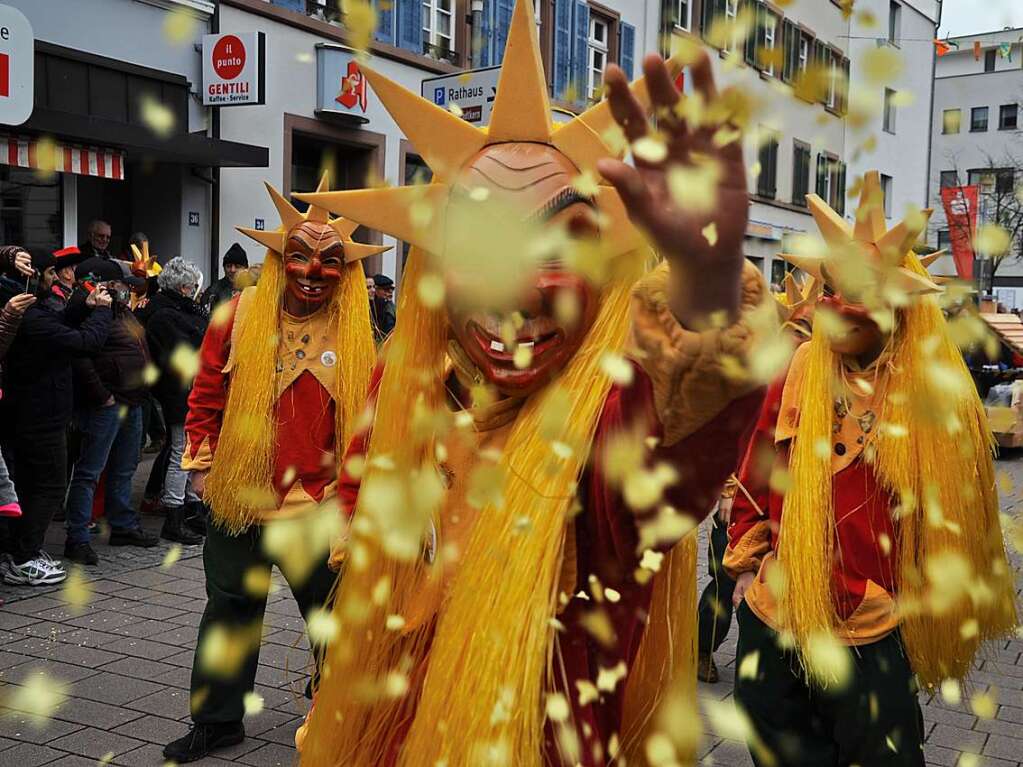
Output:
[202, 32, 265, 107]
[0, 4, 33, 126]
[421, 66, 501, 125]
[316, 46, 371, 120]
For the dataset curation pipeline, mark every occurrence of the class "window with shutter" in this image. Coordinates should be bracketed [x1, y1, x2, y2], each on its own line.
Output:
[619, 23, 636, 80]
[792, 140, 810, 206]
[572, 1, 590, 105]
[397, 0, 424, 54]
[782, 20, 796, 82]
[374, 0, 396, 45]
[756, 130, 779, 199]
[552, 0, 574, 101]
[492, 0, 515, 63]
[422, 0, 456, 61]
[830, 161, 846, 214]
[816, 154, 829, 199]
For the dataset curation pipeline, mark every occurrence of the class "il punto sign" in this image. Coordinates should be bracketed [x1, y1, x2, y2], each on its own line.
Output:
[202, 32, 265, 107]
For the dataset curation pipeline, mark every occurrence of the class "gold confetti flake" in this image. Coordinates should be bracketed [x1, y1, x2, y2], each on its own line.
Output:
[970, 690, 997, 719]
[632, 136, 669, 164]
[545, 693, 570, 722]
[243, 691, 264, 716]
[738, 650, 760, 680]
[5, 672, 68, 723]
[61, 567, 91, 614]
[140, 96, 175, 138]
[161, 545, 182, 569]
[163, 7, 197, 44]
[600, 352, 634, 386]
[306, 607, 340, 645]
[702, 222, 719, 247]
[596, 661, 628, 692]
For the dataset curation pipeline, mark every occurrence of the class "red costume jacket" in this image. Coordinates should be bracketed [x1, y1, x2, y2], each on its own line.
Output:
[184, 293, 340, 519]
[724, 344, 900, 644]
[330, 262, 768, 766]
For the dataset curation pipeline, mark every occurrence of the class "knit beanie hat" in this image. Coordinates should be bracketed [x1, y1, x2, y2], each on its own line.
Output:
[222, 243, 249, 268]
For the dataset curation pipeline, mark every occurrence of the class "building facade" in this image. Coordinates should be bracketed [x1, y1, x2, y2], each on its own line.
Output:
[664, 0, 939, 288]
[215, 0, 655, 283]
[928, 27, 1023, 307]
[0, 0, 267, 277]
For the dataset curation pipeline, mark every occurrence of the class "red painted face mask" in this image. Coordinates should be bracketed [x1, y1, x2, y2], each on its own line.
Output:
[283, 221, 345, 310]
[448, 261, 598, 398]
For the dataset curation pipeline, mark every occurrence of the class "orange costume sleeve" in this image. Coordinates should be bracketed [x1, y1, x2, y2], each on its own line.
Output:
[183, 301, 238, 473]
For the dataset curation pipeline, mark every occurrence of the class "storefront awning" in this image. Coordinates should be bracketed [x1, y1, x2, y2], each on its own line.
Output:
[2, 134, 126, 180]
[20, 108, 268, 170]
[980, 312, 1023, 357]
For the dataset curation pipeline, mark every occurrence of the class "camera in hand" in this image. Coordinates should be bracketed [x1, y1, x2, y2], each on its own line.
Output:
[0, 272, 42, 304]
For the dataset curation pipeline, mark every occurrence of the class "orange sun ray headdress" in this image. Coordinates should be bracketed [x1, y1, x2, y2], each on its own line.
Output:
[296, 2, 700, 766]
[202, 173, 384, 534]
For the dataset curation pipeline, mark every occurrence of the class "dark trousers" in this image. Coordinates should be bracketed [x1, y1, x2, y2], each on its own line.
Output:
[145, 435, 171, 500]
[697, 512, 736, 654]
[140, 394, 166, 447]
[734, 602, 925, 767]
[4, 428, 68, 563]
[190, 523, 338, 724]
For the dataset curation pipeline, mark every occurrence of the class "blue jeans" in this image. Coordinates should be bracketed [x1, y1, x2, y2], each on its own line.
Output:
[66, 403, 144, 545]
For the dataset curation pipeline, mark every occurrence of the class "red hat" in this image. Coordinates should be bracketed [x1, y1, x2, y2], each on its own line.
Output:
[52, 246, 89, 271]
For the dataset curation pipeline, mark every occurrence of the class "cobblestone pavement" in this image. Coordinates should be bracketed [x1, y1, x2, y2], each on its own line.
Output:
[0, 454, 1020, 766]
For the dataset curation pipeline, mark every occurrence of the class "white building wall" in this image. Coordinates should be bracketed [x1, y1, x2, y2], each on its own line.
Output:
[672, 0, 936, 287]
[929, 27, 1023, 302]
[846, 0, 939, 219]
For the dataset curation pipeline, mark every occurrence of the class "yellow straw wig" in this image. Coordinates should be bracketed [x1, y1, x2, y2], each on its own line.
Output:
[778, 254, 1018, 688]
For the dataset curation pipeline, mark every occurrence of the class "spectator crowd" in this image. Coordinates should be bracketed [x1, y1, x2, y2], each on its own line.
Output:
[0, 223, 398, 587]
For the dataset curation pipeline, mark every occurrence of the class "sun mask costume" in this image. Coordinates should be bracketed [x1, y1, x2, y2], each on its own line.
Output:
[293, 3, 767, 766]
[725, 172, 1018, 767]
[175, 177, 385, 738]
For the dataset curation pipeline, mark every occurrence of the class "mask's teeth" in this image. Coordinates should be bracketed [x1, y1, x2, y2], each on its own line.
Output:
[490, 340, 505, 352]
[520, 341, 535, 349]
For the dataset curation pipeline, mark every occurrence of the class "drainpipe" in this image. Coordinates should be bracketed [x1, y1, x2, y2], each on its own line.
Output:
[471, 0, 484, 68]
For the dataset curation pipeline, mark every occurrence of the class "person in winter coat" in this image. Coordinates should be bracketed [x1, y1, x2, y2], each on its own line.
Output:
[64, 257, 159, 566]
[0, 246, 37, 521]
[201, 243, 248, 314]
[0, 249, 113, 586]
[144, 258, 208, 545]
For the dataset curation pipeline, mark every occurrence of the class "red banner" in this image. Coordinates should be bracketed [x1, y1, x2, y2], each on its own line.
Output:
[940, 185, 980, 280]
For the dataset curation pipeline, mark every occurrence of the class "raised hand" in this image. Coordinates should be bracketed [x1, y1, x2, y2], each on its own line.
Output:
[13, 249, 33, 278]
[597, 51, 749, 329]
[4, 292, 36, 316]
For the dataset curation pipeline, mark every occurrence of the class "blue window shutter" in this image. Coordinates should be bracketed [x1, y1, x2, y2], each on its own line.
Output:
[479, 0, 495, 66]
[397, 0, 423, 54]
[571, 0, 590, 107]
[374, 0, 395, 45]
[494, 0, 515, 64]
[620, 22, 636, 80]
[553, 0, 573, 101]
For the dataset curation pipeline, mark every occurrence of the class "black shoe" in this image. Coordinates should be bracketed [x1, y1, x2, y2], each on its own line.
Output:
[183, 501, 208, 537]
[161, 506, 203, 545]
[63, 541, 99, 566]
[109, 527, 159, 548]
[697, 652, 720, 684]
[163, 722, 245, 764]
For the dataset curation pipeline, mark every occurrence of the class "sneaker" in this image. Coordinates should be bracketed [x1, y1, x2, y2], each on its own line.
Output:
[64, 541, 99, 566]
[143, 440, 163, 454]
[109, 527, 159, 548]
[163, 722, 245, 763]
[0, 553, 68, 586]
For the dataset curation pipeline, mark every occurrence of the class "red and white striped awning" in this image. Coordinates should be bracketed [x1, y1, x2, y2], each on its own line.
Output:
[1, 134, 125, 181]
